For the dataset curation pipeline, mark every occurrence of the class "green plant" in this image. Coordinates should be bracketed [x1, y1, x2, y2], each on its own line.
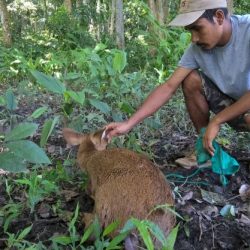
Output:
[0, 202, 23, 233]
[4, 224, 34, 249]
[30, 45, 128, 117]
[15, 172, 58, 213]
[5, 178, 14, 201]
[0, 122, 51, 173]
[50, 203, 180, 250]
[0, 89, 18, 129]
[51, 204, 129, 250]
[120, 218, 179, 250]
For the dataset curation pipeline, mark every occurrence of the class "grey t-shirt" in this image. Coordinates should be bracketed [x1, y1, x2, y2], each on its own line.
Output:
[179, 15, 250, 100]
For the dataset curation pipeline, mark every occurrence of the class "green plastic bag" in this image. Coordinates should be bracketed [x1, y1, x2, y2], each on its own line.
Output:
[195, 128, 240, 186]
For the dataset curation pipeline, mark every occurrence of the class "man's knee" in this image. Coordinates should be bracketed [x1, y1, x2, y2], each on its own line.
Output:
[244, 114, 250, 129]
[182, 70, 203, 95]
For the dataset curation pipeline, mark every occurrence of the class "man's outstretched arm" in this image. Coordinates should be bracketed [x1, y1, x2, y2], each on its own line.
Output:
[106, 67, 192, 138]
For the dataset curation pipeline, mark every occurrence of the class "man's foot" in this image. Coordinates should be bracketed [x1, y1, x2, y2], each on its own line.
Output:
[175, 153, 197, 169]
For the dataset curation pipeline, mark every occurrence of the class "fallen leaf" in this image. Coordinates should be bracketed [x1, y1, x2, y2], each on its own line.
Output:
[47, 145, 56, 154]
[239, 184, 250, 201]
[178, 191, 194, 205]
[60, 189, 79, 202]
[200, 189, 226, 206]
[202, 205, 219, 219]
[37, 202, 52, 219]
[237, 214, 250, 226]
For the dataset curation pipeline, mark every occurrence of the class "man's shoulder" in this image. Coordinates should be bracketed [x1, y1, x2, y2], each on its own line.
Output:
[231, 14, 250, 25]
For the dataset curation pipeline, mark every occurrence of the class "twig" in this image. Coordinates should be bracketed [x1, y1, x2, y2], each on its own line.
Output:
[212, 223, 215, 249]
[198, 213, 203, 241]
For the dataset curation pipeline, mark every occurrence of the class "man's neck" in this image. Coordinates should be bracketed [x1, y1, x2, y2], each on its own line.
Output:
[218, 17, 232, 46]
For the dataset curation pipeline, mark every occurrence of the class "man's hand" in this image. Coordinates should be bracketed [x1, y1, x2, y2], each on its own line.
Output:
[202, 121, 220, 156]
[105, 121, 133, 139]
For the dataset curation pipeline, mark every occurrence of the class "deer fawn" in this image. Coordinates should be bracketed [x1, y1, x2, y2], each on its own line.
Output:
[63, 128, 176, 249]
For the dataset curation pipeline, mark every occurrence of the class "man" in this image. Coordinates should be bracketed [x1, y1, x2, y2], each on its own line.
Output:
[106, 0, 250, 156]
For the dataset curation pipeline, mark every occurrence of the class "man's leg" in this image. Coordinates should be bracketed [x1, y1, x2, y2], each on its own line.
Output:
[182, 70, 210, 132]
[183, 70, 250, 131]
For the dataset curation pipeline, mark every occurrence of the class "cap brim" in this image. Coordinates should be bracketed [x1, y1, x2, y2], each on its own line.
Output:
[168, 10, 205, 27]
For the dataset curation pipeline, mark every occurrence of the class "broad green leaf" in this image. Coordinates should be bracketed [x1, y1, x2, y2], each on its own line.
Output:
[0, 152, 27, 172]
[4, 214, 19, 232]
[119, 102, 134, 115]
[103, 220, 120, 237]
[65, 90, 85, 105]
[164, 224, 179, 250]
[7, 140, 51, 164]
[94, 43, 107, 52]
[51, 235, 72, 245]
[92, 216, 101, 239]
[64, 72, 81, 80]
[111, 112, 123, 122]
[0, 96, 5, 106]
[5, 123, 38, 142]
[134, 220, 154, 250]
[17, 224, 33, 240]
[40, 116, 59, 147]
[180, 32, 191, 44]
[25, 246, 38, 250]
[80, 223, 94, 244]
[5, 89, 17, 111]
[220, 204, 236, 218]
[31, 70, 66, 94]
[89, 99, 111, 114]
[113, 51, 127, 73]
[15, 179, 32, 186]
[31, 106, 48, 119]
[69, 203, 79, 231]
[106, 232, 129, 250]
[145, 220, 166, 245]
[63, 102, 74, 117]
[120, 219, 136, 233]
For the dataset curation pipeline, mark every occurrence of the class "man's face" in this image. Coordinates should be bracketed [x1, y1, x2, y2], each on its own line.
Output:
[185, 17, 223, 50]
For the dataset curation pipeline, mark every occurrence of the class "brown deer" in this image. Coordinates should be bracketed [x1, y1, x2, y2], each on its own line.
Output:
[63, 128, 176, 249]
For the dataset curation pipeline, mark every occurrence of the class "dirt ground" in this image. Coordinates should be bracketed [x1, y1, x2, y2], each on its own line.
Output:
[0, 95, 250, 249]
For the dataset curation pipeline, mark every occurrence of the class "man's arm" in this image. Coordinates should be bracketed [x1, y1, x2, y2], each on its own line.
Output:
[204, 91, 250, 155]
[106, 67, 192, 138]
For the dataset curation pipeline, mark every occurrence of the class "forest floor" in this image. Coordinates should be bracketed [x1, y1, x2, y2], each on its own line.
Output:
[0, 93, 250, 250]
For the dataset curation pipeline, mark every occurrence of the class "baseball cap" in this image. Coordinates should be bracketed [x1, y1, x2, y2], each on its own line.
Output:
[168, 0, 228, 27]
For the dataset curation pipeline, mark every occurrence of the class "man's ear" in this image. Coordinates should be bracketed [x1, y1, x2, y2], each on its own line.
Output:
[62, 128, 84, 146]
[90, 129, 109, 151]
[214, 9, 225, 25]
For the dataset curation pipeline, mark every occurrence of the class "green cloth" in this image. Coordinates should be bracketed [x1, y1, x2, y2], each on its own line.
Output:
[195, 128, 240, 186]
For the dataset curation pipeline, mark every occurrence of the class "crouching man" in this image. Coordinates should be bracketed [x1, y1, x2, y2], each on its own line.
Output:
[106, 0, 250, 156]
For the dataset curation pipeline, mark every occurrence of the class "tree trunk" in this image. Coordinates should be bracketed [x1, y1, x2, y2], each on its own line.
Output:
[64, 0, 72, 14]
[115, 0, 125, 49]
[227, 0, 233, 14]
[148, 0, 157, 18]
[156, 0, 168, 25]
[96, 0, 101, 41]
[76, 0, 82, 8]
[148, 0, 169, 25]
[0, 0, 12, 47]
[43, 0, 48, 20]
[109, 0, 116, 35]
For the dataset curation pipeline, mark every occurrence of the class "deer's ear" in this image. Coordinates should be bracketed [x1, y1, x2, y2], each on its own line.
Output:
[62, 128, 85, 146]
[90, 129, 109, 151]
